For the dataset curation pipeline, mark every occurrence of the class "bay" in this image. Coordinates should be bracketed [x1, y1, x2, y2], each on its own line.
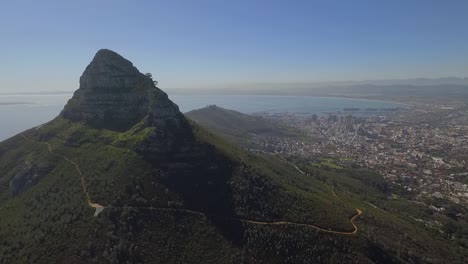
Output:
[0, 93, 405, 141]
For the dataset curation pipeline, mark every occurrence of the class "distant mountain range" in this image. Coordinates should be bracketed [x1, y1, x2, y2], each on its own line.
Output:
[167, 78, 468, 102]
[2, 77, 468, 97]
[282, 77, 468, 87]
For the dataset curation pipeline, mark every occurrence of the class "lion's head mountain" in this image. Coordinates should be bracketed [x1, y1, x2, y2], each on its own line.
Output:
[0, 50, 461, 264]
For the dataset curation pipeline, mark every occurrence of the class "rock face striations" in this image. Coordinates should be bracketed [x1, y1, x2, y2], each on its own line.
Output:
[61, 49, 185, 131]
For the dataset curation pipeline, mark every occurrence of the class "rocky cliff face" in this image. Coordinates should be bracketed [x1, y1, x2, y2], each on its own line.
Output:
[60, 49, 194, 155]
[61, 49, 185, 131]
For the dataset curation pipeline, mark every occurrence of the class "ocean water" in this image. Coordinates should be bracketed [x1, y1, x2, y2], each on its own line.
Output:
[0, 93, 405, 142]
[170, 94, 405, 114]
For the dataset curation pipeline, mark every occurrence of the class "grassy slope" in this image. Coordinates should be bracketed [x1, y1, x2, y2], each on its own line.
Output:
[0, 117, 465, 263]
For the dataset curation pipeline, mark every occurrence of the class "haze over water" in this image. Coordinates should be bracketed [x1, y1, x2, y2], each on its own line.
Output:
[0, 93, 404, 141]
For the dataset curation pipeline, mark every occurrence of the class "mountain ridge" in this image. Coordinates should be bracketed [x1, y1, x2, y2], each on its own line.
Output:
[185, 105, 297, 148]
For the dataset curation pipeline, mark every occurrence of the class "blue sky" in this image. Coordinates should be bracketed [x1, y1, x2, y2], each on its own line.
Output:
[1, 0, 467, 92]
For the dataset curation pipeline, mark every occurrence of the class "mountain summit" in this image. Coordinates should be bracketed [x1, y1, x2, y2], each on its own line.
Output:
[61, 49, 183, 130]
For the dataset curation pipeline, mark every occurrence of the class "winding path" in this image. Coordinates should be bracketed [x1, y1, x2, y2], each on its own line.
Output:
[21, 134, 362, 235]
[21, 134, 105, 215]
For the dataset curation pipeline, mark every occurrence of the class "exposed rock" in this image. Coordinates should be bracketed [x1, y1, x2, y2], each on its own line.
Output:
[9, 161, 54, 196]
[61, 49, 194, 154]
[61, 49, 184, 131]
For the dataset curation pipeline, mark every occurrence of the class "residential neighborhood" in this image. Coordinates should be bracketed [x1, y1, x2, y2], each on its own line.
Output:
[249, 104, 468, 204]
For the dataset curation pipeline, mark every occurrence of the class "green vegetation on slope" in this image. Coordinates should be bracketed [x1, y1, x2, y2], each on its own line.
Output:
[186, 105, 301, 147]
[0, 117, 355, 263]
[0, 117, 466, 263]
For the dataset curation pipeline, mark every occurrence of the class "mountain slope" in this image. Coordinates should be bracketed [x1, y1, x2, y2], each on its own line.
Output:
[0, 50, 465, 264]
[0, 117, 360, 263]
[185, 105, 298, 147]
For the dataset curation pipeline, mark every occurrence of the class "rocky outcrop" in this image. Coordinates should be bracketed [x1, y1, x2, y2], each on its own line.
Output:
[61, 49, 185, 131]
[9, 161, 54, 196]
[61, 49, 194, 154]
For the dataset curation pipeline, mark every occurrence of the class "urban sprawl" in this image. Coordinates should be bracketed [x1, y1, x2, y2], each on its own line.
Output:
[251, 104, 468, 206]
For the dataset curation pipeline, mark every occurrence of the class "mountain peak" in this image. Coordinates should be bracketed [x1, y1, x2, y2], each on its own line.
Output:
[95, 48, 122, 57]
[80, 49, 141, 91]
[60, 49, 185, 131]
[89, 49, 138, 73]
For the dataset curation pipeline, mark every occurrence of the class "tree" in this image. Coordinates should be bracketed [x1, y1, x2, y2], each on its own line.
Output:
[145, 73, 158, 86]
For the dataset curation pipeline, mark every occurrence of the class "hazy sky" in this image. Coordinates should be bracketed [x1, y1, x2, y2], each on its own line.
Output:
[1, 0, 467, 92]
